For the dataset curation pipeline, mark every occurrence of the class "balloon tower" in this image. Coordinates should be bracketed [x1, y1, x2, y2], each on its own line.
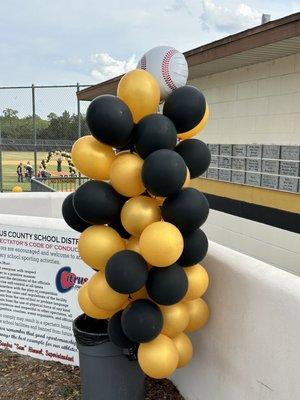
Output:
[63, 46, 211, 379]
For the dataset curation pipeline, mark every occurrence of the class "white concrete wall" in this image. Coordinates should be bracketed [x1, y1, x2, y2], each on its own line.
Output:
[0, 192, 68, 218]
[202, 210, 300, 276]
[173, 241, 300, 400]
[190, 54, 300, 145]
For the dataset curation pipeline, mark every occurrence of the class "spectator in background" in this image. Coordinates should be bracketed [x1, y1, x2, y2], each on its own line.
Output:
[17, 162, 23, 182]
[38, 167, 44, 179]
[25, 161, 33, 181]
[57, 157, 62, 172]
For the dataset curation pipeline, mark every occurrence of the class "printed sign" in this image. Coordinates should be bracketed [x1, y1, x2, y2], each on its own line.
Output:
[0, 225, 93, 366]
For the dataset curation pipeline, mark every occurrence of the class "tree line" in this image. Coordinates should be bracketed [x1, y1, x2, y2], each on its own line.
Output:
[0, 108, 89, 140]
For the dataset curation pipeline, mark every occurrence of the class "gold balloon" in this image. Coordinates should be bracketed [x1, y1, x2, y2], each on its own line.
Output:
[173, 333, 193, 368]
[130, 286, 148, 301]
[148, 193, 165, 206]
[78, 225, 125, 271]
[121, 298, 131, 310]
[183, 168, 191, 188]
[12, 186, 23, 192]
[121, 196, 161, 237]
[117, 69, 160, 123]
[177, 103, 209, 140]
[71, 135, 116, 180]
[126, 236, 141, 254]
[139, 221, 183, 267]
[88, 271, 128, 311]
[185, 298, 210, 332]
[160, 303, 190, 338]
[138, 334, 179, 379]
[78, 282, 117, 319]
[110, 153, 145, 197]
[182, 265, 209, 302]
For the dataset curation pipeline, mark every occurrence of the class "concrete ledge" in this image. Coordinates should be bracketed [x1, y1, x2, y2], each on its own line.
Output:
[0, 192, 68, 218]
[173, 241, 300, 400]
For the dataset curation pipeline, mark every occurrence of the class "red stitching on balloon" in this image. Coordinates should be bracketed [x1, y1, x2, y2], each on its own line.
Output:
[140, 55, 146, 70]
[161, 49, 178, 91]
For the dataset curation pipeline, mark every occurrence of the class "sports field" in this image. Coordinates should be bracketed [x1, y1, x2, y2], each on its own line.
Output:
[1, 151, 71, 192]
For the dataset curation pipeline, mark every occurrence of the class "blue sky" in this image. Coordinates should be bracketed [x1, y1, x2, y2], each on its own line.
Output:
[1, 0, 299, 86]
[0, 0, 298, 118]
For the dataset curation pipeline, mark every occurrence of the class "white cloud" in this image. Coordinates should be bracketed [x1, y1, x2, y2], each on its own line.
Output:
[200, 0, 261, 32]
[164, 0, 189, 12]
[53, 57, 84, 66]
[90, 53, 137, 82]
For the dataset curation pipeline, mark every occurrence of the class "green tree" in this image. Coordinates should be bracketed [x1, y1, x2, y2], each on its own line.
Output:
[0, 108, 88, 141]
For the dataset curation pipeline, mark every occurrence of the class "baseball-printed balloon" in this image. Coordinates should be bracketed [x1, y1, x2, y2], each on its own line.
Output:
[137, 46, 188, 100]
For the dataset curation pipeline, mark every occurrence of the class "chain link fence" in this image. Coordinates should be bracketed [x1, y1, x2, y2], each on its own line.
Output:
[0, 84, 91, 191]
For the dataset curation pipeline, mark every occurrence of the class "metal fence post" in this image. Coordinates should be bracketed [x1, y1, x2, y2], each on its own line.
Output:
[0, 122, 3, 192]
[32, 84, 37, 177]
[77, 83, 81, 139]
[77, 82, 82, 186]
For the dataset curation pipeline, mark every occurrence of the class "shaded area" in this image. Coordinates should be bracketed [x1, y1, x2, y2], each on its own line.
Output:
[0, 350, 184, 400]
[205, 192, 300, 234]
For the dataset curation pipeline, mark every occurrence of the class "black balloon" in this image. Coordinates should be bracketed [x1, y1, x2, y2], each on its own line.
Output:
[86, 95, 134, 148]
[163, 86, 206, 133]
[146, 264, 188, 306]
[135, 114, 177, 159]
[121, 299, 163, 343]
[108, 310, 135, 349]
[73, 180, 125, 225]
[105, 250, 148, 294]
[62, 193, 91, 232]
[109, 218, 131, 239]
[162, 188, 209, 234]
[115, 124, 137, 153]
[142, 149, 187, 197]
[175, 139, 211, 178]
[177, 229, 208, 267]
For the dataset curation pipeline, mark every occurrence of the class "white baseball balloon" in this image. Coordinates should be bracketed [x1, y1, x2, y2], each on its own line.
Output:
[137, 46, 188, 100]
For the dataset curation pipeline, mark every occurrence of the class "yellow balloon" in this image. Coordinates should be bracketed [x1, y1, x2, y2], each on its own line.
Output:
[185, 298, 210, 332]
[138, 334, 179, 379]
[139, 221, 183, 267]
[172, 333, 193, 368]
[126, 236, 141, 254]
[148, 193, 165, 206]
[88, 271, 128, 310]
[110, 153, 145, 197]
[78, 282, 117, 319]
[183, 168, 191, 188]
[121, 196, 161, 237]
[12, 186, 22, 192]
[78, 225, 125, 271]
[182, 265, 209, 302]
[71, 135, 116, 180]
[117, 69, 160, 123]
[120, 298, 131, 310]
[177, 103, 209, 140]
[130, 286, 148, 301]
[160, 303, 190, 338]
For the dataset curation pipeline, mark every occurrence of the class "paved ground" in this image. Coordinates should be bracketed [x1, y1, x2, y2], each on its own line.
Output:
[0, 350, 184, 400]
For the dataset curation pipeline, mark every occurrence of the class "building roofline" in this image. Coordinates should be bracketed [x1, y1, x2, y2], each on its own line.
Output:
[77, 12, 300, 100]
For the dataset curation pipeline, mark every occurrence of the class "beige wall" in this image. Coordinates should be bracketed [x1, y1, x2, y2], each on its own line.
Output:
[190, 54, 300, 145]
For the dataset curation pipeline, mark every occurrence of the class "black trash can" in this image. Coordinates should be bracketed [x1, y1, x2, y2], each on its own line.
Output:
[73, 314, 145, 400]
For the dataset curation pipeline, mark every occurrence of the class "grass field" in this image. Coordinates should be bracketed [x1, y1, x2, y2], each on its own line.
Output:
[1, 151, 71, 192]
